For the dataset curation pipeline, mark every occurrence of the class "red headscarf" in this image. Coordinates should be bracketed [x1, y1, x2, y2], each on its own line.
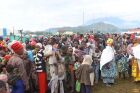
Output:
[11, 41, 23, 52]
[130, 33, 135, 40]
[30, 40, 36, 46]
[4, 55, 11, 62]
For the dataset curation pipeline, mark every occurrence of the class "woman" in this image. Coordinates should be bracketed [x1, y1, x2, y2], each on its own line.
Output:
[76, 55, 93, 93]
[131, 39, 140, 81]
[7, 41, 29, 93]
[34, 43, 47, 93]
[92, 47, 101, 84]
[100, 38, 117, 87]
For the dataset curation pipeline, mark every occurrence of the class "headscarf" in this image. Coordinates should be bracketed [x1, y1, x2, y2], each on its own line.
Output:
[130, 33, 135, 40]
[30, 40, 36, 46]
[5, 38, 10, 42]
[106, 38, 113, 44]
[3, 55, 11, 62]
[82, 55, 93, 65]
[36, 43, 42, 48]
[10, 41, 23, 53]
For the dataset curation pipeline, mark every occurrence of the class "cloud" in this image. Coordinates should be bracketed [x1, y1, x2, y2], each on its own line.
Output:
[0, 0, 140, 31]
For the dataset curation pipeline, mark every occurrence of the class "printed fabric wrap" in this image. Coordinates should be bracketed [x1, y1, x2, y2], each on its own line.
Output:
[117, 56, 129, 73]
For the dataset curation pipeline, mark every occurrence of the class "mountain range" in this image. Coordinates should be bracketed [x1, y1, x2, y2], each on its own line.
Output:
[45, 23, 121, 34]
[40, 17, 140, 34]
[86, 17, 140, 29]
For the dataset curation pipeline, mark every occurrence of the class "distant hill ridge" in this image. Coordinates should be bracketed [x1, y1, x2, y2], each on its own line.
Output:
[26, 17, 140, 34]
[45, 22, 121, 33]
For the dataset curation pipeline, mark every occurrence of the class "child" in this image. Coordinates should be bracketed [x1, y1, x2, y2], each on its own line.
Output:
[75, 55, 93, 93]
[0, 74, 10, 93]
[74, 61, 81, 93]
[0, 80, 7, 93]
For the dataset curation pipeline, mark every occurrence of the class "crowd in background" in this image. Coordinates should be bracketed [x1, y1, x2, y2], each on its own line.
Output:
[0, 32, 139, 93]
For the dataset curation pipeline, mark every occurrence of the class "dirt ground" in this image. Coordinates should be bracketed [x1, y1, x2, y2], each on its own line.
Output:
[92, 78, 140, 93]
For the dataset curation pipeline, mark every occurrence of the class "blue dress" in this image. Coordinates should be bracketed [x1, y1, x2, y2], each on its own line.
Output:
[12, 80, 25, 93]
[101, 60, 117, 84]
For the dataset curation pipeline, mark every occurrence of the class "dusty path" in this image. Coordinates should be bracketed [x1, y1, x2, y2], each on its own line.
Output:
[92, 78, 140, 93]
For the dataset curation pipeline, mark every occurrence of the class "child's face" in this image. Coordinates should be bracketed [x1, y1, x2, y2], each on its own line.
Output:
[67, 48, 73, 55]
[35, 45, 41, 52]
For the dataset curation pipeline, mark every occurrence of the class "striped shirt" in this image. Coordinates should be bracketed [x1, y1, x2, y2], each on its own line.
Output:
[34, 49, 46, 72]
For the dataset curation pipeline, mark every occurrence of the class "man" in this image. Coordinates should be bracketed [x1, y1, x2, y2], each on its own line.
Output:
[100, 38, 117, 87]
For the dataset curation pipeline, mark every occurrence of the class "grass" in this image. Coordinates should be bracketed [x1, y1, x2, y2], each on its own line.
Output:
[92, 78, 140, 93]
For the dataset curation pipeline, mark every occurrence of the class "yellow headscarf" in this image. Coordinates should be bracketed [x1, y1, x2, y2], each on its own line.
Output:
[106, 38, 113, 44]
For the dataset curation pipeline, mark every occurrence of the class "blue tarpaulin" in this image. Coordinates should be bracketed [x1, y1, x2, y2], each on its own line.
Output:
[3, 28, 7, 37]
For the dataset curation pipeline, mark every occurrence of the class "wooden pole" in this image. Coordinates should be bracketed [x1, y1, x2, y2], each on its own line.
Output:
[13, 27, 15, 39]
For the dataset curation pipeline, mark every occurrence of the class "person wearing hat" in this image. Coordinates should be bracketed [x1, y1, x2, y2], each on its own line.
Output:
[100, 38, 117, 87]
[7, 41, 29, 93]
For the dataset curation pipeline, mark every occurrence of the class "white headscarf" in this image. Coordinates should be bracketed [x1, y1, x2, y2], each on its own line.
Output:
[82, 55, 93, 65]
[36, 43, 42, 48]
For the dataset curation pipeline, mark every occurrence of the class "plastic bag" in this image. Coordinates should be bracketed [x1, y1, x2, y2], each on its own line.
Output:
[76, 80, 81, 92]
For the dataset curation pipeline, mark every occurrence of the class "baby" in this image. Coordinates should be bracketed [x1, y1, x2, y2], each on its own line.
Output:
[0, 74, 10, 93]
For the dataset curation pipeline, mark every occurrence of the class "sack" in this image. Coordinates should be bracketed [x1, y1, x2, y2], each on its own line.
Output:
[76, 80, 81, 92]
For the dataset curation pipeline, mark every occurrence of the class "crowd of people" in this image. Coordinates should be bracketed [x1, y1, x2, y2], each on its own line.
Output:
[0, 33, 140, 93]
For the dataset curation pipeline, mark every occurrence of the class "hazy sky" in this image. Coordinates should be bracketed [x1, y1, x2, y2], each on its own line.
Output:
[0, 0, 140, 31]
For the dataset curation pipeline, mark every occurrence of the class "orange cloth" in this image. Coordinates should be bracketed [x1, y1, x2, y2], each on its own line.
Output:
[132, 58, 140, 81]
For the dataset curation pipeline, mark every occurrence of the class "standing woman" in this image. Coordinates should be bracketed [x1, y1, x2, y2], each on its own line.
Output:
[100, 38, 117, 87]
[76, 55, 93, 93]
[131, 39, 140, 81]
[34, 43, 47, 93]
[7, 41, 29, 93]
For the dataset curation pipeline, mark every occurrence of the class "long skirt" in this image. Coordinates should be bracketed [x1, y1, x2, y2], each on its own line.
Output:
[12, 80, 24, 93]
[132, 58, 140, 81]
[101, 61, 117, 84]
[81, 84, 91, 93]
[37, 72, 47, 93]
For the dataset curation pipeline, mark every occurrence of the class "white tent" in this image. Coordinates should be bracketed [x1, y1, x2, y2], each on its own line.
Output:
[63, 31, 74, 35]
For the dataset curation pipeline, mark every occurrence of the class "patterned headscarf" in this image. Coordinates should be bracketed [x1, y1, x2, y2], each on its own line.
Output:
[106, 38, 113, 44]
